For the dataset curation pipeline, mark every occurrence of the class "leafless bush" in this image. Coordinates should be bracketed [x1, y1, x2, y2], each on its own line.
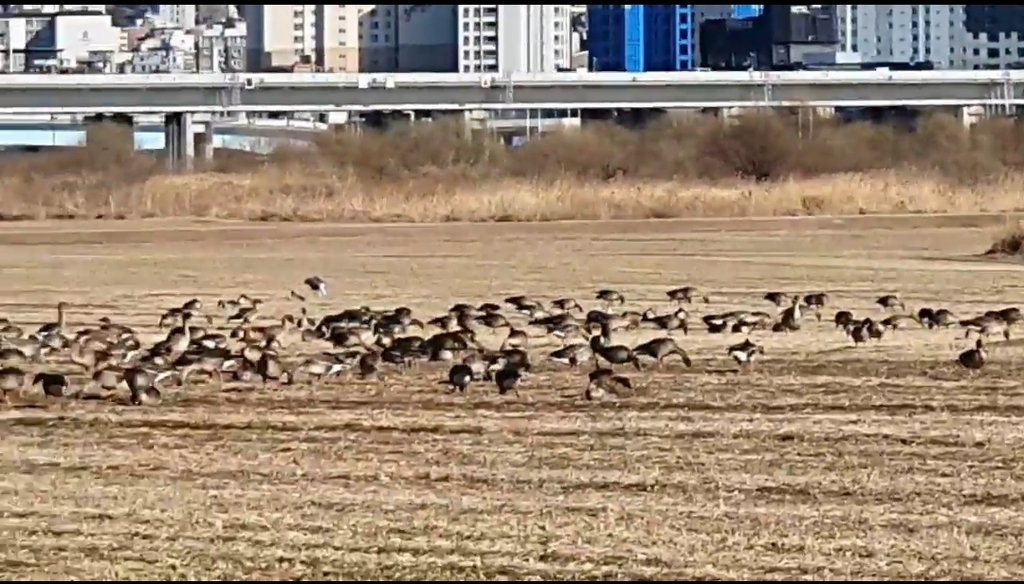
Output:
[1, 111, 1023, 222]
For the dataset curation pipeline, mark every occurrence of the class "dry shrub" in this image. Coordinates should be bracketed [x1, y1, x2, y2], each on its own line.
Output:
[3, 111, 1024, 222]
[987, 219, 1024, 257]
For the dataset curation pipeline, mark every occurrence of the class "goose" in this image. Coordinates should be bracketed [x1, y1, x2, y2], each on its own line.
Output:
[493, 364, 527, 397]
[666, 286, 699, 305]
[444, 363, 474, 393]
[304, 276, 328, 297]
[595, 289, 625, 310]
[357, 351, 381, 379]
[125, 367, 167, 406]
[585, 367, 633, 401]
[876, 294, 905, 312]
[642, 308, 689, 334]
[0, 367, 26, 401]
[880, 313, 922, 332]
[589, 334, 642, 370]
[550, 298, 583, 313]
[801, 294, 828, 321]
[227, 299, 264, 324]
[632, 337, 692, 368]
[500, 327, 529, 351]
[548, 343, 593, 368]
[38, 302, 68, 336]
[834, 310, 855, 330]
[297, 355, 346, 382]
[728, 338, 764, 367]
[763, 292, 788, 307]
[32, 372, 70, 398]
[504, 295, 544, 316]
[182, 298, 202, 312]
[958, 338, 987, 371]
[256, 351, 291, 386]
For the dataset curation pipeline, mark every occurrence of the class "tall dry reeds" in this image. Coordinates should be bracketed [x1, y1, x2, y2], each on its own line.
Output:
[2, 110, 1024, 222]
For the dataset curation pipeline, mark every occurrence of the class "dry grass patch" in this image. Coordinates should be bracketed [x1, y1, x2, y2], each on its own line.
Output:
[2, 111, 1024, 222]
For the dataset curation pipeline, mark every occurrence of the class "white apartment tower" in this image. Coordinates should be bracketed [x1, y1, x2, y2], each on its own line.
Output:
[458, 5, 571, 73]
[838, 5, 1024, 69]
[157, 4, 196, 29]
[243, 5, 456, 72]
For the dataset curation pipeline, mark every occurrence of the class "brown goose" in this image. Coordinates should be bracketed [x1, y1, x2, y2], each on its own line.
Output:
[632, 337, 692, 368]
[876, 294, 905, 312]
[595, 289, 625, 310]
[589, 335, 642, 370]
[585, 367, 633, 401]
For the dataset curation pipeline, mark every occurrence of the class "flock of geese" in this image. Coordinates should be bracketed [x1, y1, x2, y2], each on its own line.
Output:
[0, 280, 1010, 406]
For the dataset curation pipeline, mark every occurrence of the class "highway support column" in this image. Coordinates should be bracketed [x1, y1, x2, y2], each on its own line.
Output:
[193, 122, 214, 165]
[164, 113, 195, 172]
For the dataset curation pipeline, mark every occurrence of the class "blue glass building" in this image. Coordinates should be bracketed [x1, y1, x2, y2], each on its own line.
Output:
[587, 5, 695, 72]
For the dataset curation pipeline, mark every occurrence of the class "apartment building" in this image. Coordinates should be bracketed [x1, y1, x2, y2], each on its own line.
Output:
[838, 5, 1024, 69]
[0, 9, 119, 71]
[458, 5, 571, 73]
[243, 4, 456, 72]
[155, 4, 196, 29]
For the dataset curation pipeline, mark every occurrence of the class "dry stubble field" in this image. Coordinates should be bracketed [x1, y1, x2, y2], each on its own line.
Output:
[1, 214, 1024, 579]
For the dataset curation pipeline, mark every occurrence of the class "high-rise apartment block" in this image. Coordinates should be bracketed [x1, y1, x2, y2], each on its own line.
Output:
[243, 5, 570, 74]
[244, 5, 457, 72]
[839, 5, 1024, 69]
[457, 5, 571, 73]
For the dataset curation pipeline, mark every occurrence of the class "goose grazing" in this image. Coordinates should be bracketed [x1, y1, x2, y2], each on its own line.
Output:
[876, 294, 905, 312]
[728, 338, 764, 368]
[595, 289, 625, 310]
[304, 276, 328, 297]
[666, 286, 699, 305]
[550, 298, 583, 313]
[32, 372, 70, 398]
[763, 292, 788, 308]
[958, 338, 987, 371]
[494, 364, 528, 397]
[632, 337, 692, 368]
[585, 367, 633, 401]
[444, 363, 474, 393]
[833, 310, 855, 330]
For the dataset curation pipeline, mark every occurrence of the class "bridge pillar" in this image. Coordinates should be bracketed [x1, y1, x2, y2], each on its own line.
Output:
[193, 122, 214, 163]
[84, 113, 134, 153]
[164, 113, 195, 172]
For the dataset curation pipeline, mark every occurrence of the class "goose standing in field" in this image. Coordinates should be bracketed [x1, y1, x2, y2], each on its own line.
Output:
[38, 301, 68, 336]
[304, 276, 328, 297]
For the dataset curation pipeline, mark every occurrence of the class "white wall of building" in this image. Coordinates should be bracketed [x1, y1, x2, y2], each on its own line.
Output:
[458, 4, 570, 74]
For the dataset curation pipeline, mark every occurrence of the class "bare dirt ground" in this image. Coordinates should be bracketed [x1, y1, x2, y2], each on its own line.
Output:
[1, 215, 1024, 579]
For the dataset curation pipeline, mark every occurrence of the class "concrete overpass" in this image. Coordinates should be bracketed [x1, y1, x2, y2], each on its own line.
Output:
[3, 70, 1020, 167]
[0, 70, 1021, 114]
